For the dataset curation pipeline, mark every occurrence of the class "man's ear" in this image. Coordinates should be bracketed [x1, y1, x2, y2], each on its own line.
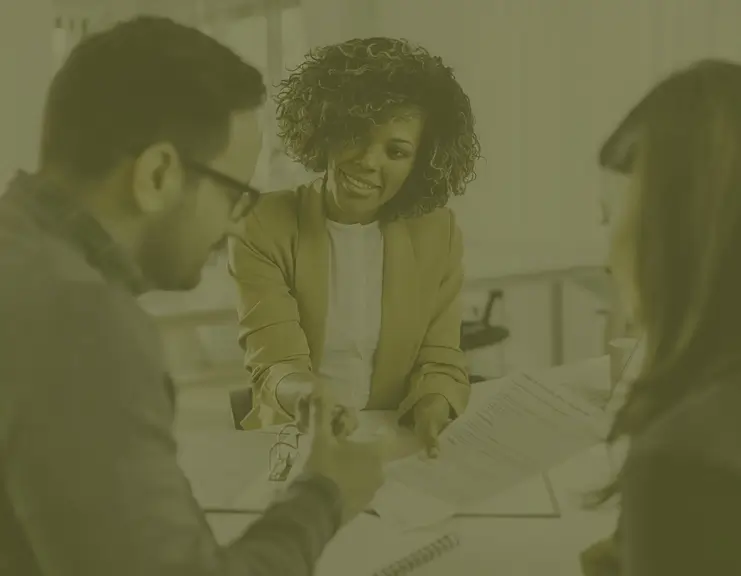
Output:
[131, 142, 185, 215]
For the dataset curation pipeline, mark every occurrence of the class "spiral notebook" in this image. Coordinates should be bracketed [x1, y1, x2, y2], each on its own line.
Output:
[316, 515, 462, 576]
[372, 533, 460, 576]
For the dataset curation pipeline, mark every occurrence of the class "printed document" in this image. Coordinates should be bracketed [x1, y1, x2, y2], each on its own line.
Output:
[385, 371, 609, 508]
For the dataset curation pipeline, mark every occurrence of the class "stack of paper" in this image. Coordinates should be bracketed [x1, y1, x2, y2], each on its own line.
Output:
[180, 359, 609, 527]
[371, 472, 560, 531]
[528, 354, 633, 415]
[385, 371, 609, 510]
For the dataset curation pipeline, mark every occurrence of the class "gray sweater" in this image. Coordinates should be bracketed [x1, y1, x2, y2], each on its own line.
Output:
[619, 373, 741, 575]
[0, 172, 342, 576]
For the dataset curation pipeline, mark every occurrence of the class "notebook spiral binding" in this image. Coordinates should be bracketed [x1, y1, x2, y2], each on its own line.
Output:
[374, 533, 461, 576]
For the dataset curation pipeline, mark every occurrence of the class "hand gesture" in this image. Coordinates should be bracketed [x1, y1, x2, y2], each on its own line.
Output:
[295, 394, 359, 438]
[413, 394, 452, 458]
[304, 386, 385, 525]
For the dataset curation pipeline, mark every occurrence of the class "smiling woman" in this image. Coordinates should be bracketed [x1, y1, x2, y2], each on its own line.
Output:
[227, 37, 481, 455]
[325, 110, 425, 224]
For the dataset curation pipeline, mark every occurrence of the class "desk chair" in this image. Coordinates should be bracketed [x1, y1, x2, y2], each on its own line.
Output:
[230, 387, 254, 430]
[460, 289, 510, 383]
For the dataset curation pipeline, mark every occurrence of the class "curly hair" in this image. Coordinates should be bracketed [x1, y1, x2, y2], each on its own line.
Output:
[274, 37, 481, 219]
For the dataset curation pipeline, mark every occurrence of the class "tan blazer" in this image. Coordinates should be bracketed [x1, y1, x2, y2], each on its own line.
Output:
[228, 179, 470, 429]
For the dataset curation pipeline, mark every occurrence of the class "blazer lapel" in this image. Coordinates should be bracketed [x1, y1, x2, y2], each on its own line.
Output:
[294, 181, 329, 372]
[369, 218, 420, 407]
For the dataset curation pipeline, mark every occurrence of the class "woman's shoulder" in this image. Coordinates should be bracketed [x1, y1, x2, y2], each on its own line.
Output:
[249, 180, 320, 233]
[630, 375, 741, 473]
[403, 206, 457, 240]
[255, 181, 314, 216]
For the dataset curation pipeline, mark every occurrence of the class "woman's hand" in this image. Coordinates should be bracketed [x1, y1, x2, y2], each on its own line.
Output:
[278, 375, 360, 438]
[295, 396, 358, 438]
[413, 394, 452, 458]
[329, 405, 359, 438]
[580, 534, 620, 576]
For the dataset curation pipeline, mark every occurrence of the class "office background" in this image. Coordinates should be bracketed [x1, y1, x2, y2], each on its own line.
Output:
[2, 0, 736, 385]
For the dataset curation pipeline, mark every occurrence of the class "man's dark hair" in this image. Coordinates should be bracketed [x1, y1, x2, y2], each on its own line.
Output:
[40, 16, 266, 180]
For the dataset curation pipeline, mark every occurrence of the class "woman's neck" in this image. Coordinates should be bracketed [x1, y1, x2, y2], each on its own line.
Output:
[321, 176, 379, 225]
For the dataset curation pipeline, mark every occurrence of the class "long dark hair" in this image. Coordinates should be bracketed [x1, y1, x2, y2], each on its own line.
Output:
[594, 59, 741, 504]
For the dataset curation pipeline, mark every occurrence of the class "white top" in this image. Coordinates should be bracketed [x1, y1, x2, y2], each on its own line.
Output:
[317, 219, 384, 409]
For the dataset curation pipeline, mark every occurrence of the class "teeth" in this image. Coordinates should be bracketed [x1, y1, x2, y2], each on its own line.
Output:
[343, 171, 376, 190]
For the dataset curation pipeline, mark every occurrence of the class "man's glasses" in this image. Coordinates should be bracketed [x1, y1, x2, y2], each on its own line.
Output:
[183, 158, 261, 220]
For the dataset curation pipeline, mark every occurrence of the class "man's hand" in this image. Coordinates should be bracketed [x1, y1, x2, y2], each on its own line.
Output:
[278, 376, 359, 438]
[413, 394, 452, 458]
[304, 386, 385, 525]
[295, 394, 359, 438]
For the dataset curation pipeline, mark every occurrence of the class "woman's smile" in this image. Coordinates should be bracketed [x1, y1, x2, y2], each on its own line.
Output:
[338, 169, 380, 197]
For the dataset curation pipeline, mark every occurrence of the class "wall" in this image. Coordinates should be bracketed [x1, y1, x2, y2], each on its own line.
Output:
[375, 0, 741, 278]
[0, 0, 55, 190]
[366, 0, 741, 368]
[300, 0, 379, 46]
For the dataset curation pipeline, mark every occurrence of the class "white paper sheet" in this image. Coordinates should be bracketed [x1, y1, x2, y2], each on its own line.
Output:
[316, 513, 461, 576]
[385, 372, 609, 509]
[176, 430, 275, 510]
[528, 354, 632, 415]
[370, 471, 560, 531]
[371, 481, 458, 531]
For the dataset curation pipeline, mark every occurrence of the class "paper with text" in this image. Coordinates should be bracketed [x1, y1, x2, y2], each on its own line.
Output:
[385, 372, 609, 509]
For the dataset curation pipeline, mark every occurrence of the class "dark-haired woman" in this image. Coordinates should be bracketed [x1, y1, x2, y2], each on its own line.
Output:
[228, 37, 480, 456]
[585, 59, 741, 575]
